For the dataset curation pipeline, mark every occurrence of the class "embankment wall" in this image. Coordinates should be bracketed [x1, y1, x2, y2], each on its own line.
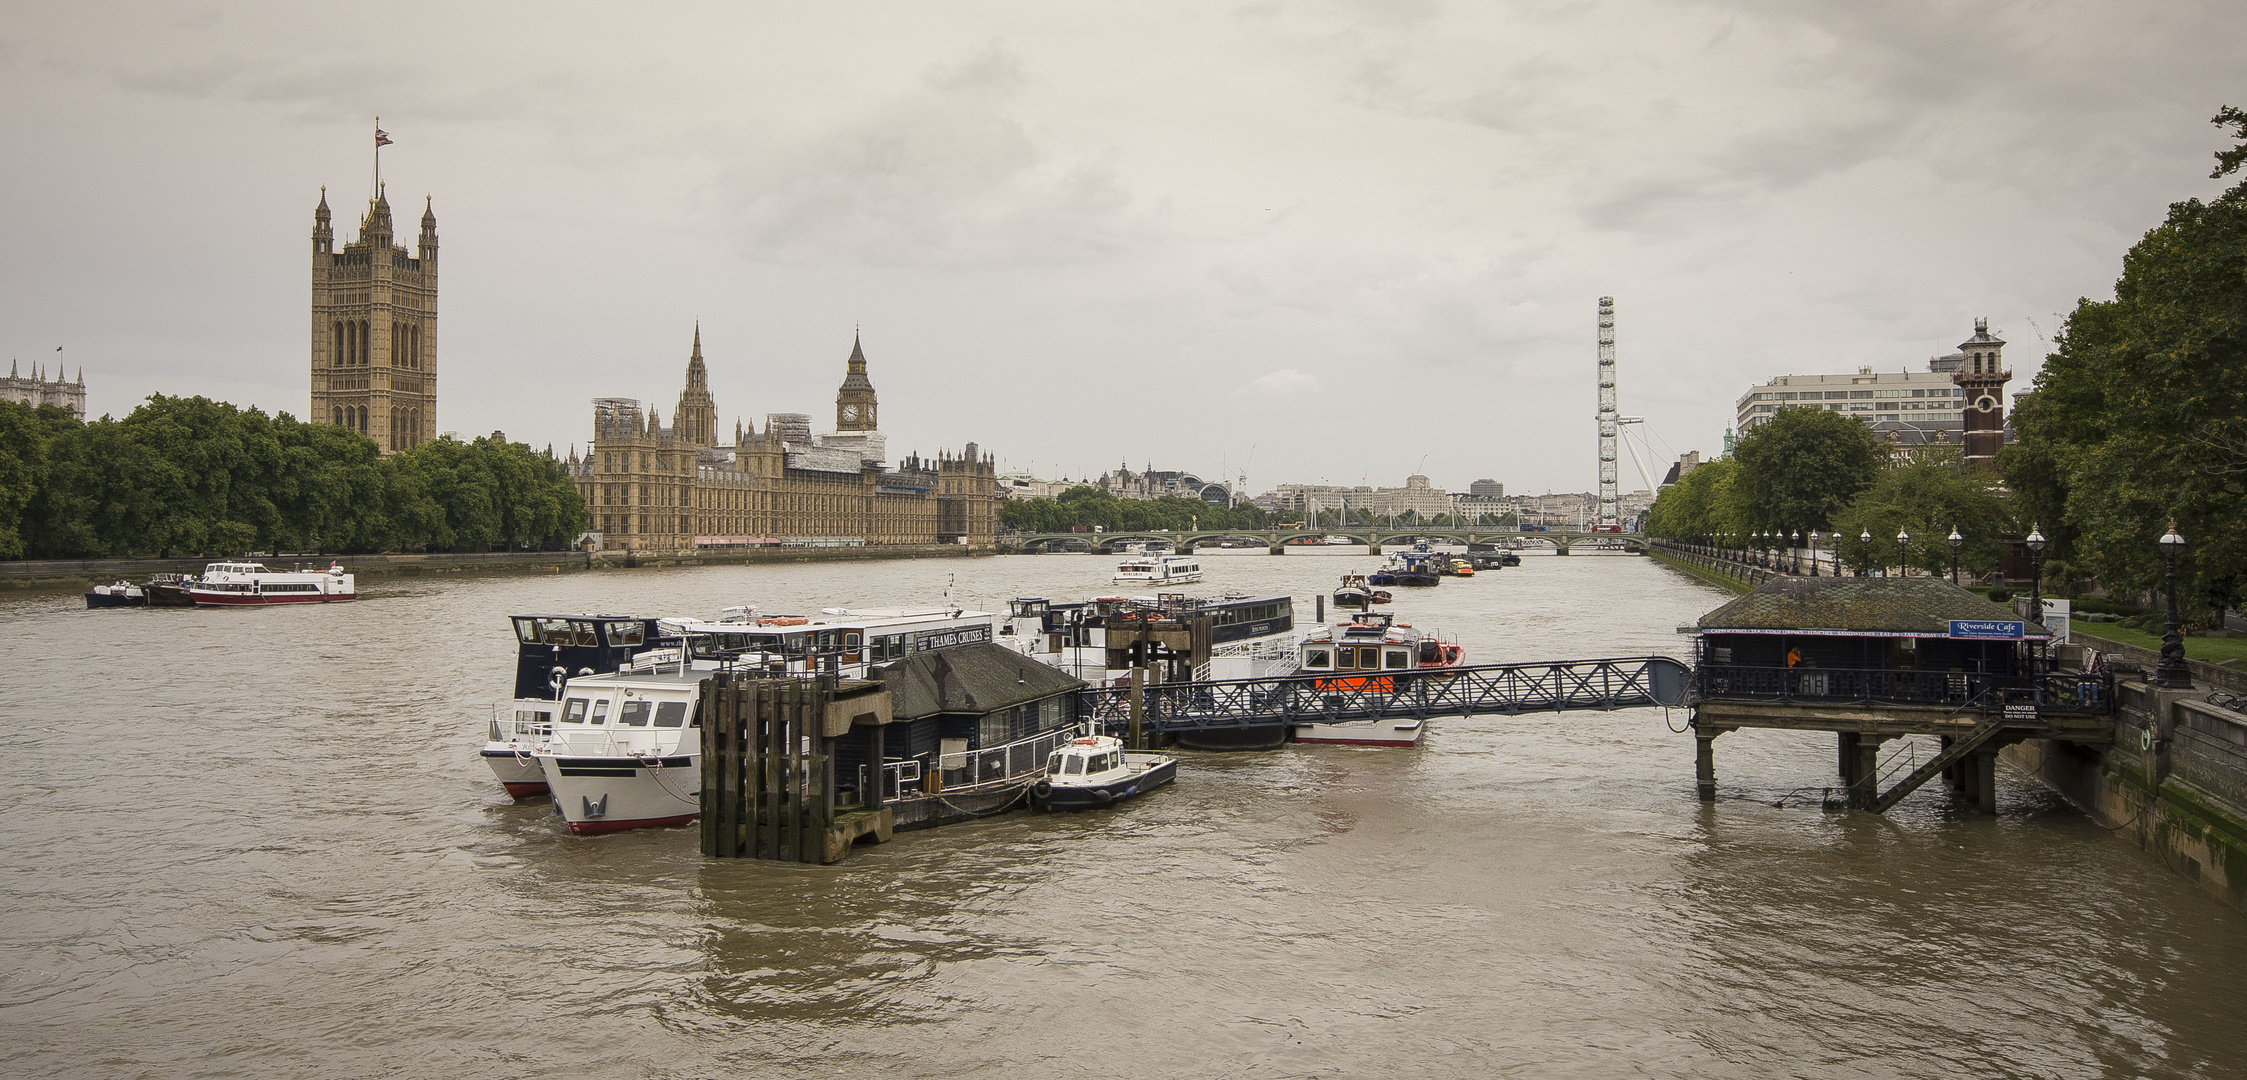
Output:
[2, 544, 991, 590]
[2008, 682, 2247, 912]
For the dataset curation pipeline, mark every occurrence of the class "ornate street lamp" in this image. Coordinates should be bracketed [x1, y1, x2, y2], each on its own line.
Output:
[1896, 528, 1911, 578]
[1807, 530, 1820, 576]
[2024, 525, 2047, 619]
[1791, 530, 1802, 574]
[1859, 529, 1872, 577]
[1947, 527, 1963, 585]
[2156, 522, 2192, 689]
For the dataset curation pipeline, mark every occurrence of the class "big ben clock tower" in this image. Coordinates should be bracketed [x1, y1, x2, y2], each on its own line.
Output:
[836, 330, 878, 432]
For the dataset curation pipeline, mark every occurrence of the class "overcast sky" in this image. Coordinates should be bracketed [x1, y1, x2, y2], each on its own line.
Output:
[2, 2, 2239, 496]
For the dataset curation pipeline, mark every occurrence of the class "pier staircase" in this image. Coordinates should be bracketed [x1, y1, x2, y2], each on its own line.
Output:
[1869, 716, 2006, 814]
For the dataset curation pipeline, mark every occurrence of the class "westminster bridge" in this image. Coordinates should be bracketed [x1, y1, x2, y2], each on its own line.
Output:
[1004, 527, 1649, 556]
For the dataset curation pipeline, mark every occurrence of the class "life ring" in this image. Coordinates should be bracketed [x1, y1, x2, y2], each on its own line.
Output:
[549, 666, 567, 690]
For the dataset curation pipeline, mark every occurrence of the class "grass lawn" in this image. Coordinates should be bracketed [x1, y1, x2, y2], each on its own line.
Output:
[2074, 623, 2247, 665]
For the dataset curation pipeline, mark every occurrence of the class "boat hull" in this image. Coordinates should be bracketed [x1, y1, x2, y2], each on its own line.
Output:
[1295, 718, 1427, 746]
[1035, 757, 1178, 810]
[84, 591, 144, 608]
[144, 583, 197, 607]
[190, 591, 358, 606]
[480, 748, 549, 798]
[538, 753, 700, 836]
[1174, 725, 1291, 751]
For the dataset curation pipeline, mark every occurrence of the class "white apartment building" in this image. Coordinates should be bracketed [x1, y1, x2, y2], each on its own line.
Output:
[1737, 364, 1967, 439]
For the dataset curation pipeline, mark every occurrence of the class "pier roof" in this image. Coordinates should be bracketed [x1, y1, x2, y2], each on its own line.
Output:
[1697, 577, 2048, 639]
[876, 643, 1087, 718]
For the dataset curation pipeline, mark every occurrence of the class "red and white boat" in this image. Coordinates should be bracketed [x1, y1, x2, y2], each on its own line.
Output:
[187, 561, 358, 605]
[1290, 611, 1464, 746]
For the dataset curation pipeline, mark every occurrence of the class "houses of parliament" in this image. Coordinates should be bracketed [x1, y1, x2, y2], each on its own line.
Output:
[562, 330, 997, 552]
[306, 185, 994, 551]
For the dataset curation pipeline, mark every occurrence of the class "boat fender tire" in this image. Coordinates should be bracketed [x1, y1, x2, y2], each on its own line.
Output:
[1031, 780, 1053, 802]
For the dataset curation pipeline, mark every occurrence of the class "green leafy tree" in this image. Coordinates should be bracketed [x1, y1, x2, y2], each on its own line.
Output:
[1730, 407, 1883, 534]
[1828, 448, 2011, 578]
[1644, 457, 1746, 540]
[2004, 107, 2247, 615]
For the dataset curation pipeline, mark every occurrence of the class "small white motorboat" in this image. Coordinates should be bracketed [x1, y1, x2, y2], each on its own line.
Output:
[1030, 734, 1177, 811]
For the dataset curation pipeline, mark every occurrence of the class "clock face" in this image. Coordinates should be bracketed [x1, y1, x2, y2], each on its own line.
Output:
[843, 405, 859, 421]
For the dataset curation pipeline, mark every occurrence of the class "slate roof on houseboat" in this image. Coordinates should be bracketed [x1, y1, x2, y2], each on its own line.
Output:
[1697, 576, 2048, 637]
[875, 643, 1087, 719]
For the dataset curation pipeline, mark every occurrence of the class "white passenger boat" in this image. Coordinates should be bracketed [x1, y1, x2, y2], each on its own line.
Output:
[1029, 734, 1177, 811]
[1112, 555, 1202, 584]
[187, 561, 357, 605]
[536, 658, 707, 835]
[492, 605, 1004, 833]
[1290, 611, 1463, 747]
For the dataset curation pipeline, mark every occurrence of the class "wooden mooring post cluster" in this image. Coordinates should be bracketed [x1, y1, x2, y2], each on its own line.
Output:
[699, 671, 895, 863]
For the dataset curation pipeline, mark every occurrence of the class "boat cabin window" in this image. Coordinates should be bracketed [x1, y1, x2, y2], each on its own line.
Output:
[513, 618, 539, 643]
[1303, 648, 1331, 670]
[1418, 641, 1438, 663]
[590, 700, 610, 725]
[607, 621, 645, 646]
[1386, 650, 1409, 669]
[653, 701, 689, 728]
[1063, 756, 1086, 775]
[562, 698, 589, 724]
[618, 700, 651, 726]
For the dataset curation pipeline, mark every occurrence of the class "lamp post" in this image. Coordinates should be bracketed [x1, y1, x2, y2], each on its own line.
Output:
[1896, 528, 1911, 578]
[1807, 530, 1820, 576]
[1859, 529, 1872, 577]
[1791, 530, 1802, 574]
[2024, 524, 2046, 620]
[2156, 522, 2191, 689]
[1948, 527, 1963, 585]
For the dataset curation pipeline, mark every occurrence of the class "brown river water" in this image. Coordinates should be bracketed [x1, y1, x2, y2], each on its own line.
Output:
[4, 551, 2245, 1078]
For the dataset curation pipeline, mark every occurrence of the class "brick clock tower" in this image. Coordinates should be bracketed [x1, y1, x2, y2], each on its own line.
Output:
[1953, 318, 2009, 471]
[835, 331, 878, 432]
[310, 186, 438, 455]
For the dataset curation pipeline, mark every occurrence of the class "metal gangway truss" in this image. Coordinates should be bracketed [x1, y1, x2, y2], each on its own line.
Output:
[1076, 656, 1694, 733]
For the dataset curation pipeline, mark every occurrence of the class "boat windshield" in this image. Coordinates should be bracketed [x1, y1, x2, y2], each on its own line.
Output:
[1303, 648, 1331, 669]
[1063, 756, 1085, 775]
[562, 698, 589, 723]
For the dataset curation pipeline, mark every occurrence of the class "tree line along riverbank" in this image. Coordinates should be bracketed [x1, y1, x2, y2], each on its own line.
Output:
[0, 395, 588, 561]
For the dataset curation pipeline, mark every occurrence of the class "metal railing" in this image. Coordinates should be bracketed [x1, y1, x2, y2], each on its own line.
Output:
[934, 724, 1087, 792]
[1075, 657, 1693, 733]
[1696, 664, 2112, 715]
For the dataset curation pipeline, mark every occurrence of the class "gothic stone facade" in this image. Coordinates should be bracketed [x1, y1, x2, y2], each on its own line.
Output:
[570, 331, 996, 552]
[310, 187, 438, 455]
[2, 362, 84, 420]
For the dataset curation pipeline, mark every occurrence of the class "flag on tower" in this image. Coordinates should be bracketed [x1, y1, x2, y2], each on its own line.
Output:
[375, 127, 393, 147]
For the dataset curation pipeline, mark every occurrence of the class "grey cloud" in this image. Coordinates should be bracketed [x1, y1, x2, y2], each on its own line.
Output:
[716, 43, 1158, 267]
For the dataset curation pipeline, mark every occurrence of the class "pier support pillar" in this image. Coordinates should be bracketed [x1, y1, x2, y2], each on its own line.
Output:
[1695, 732, 1718, 802]
[1838, 732, 1859, 783]
[1368, 543, 1382, 556]
[1972, 747, 1999, 815]
[1269, 545, 1285, 556]
[1850, 735, 1882, 810]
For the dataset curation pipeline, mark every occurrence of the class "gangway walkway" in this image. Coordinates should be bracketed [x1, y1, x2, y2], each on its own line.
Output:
[1076, 656, 1693, 734]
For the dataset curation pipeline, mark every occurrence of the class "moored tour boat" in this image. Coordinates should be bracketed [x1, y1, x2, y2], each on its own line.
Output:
[1112, 554, 1203, 585]
[187, 562, 357, 605]
[482, 614, 661, 798]
[1030, 734, 1178, 811]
